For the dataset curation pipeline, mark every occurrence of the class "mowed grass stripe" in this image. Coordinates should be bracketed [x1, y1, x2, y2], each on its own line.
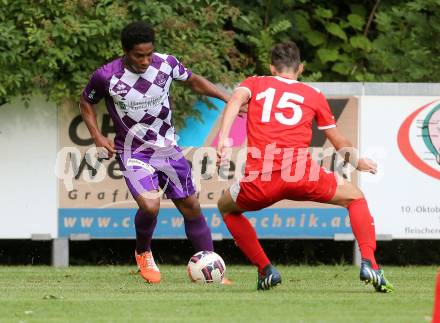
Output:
[0, 265, 436, 323]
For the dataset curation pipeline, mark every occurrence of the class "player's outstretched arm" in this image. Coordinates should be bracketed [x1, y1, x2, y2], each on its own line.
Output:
[324, 127, 377, 174]
[185, 74, 230, 103]
[217, 88, 250, 162]
[79, 95, 116, 158]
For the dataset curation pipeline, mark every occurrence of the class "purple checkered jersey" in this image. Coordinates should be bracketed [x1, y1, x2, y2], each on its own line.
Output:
[82, 53, 192, 151]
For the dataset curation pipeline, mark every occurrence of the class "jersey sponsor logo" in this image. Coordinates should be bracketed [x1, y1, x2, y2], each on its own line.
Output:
[116, 93, 166, 111]
[397, 99, 440, 180]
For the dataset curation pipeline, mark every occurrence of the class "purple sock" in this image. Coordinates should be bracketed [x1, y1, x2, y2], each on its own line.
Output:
[135, 209, 157, 253]
[184, 215, 214, 252]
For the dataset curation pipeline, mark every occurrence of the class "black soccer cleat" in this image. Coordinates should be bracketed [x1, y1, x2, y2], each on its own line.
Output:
[257, 265, 282, 291]
[359, 259, 394, 293]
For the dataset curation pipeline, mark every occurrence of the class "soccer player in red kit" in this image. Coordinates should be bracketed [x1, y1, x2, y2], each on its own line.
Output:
[216, 41, 393, 292]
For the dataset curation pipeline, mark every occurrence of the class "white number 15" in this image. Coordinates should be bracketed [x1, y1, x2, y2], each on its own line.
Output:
[256, 87, 304, 125]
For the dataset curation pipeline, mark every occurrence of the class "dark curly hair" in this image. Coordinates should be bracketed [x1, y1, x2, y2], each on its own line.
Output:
[121, 21, 155, 52]
[271, 41, 301, 72]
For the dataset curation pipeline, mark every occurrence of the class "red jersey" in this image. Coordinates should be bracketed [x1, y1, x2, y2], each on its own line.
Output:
[238, 76, 336, 174]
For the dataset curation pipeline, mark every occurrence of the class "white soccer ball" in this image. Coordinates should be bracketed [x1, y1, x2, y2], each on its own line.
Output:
[187, 251, 226, 283]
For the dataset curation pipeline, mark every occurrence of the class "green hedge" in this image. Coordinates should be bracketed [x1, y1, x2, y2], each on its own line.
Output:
[0, 0, 250, 128]
[231, 0, 440, 82]
[2, 0, 439, 127]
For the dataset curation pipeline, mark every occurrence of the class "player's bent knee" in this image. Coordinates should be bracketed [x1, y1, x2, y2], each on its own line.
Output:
[137, 200, 160, 218]
[217, 199, 224, 214]
[176, 196, 202, 220]
[217, 194, 228, 216]
[343, 189, 365, 208]
[140, 206, 160, 218]
[351, 186, 364, 200]
[188, 200, 202, 214]
[182, 206, 202, 221]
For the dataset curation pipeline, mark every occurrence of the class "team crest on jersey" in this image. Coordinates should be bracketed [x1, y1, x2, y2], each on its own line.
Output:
[397, 99, 440, 180]
[155, 71, 168, 87]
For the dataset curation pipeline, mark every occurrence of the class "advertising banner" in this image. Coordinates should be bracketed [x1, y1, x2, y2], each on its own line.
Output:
[57, 96, 358, 239]
[360, 96, 440, 239]
[0, 98, 58, 238]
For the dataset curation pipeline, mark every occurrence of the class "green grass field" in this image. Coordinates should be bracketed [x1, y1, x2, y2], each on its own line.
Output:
[0, 265, 437, 323]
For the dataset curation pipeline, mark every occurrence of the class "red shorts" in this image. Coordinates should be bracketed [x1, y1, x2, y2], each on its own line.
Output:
[232, 159, 338, 211]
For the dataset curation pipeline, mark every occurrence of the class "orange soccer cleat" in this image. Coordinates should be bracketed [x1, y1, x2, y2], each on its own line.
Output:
[135, 250, 161, 284]
[221, 277, 233, 285]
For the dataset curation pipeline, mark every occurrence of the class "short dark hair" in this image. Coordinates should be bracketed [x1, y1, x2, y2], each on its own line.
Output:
[270, 41, 301, 72]
[121, 21, 155, 52]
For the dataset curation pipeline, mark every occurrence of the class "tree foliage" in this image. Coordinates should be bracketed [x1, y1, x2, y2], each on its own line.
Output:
[0, 0, 249, 128]
[1, 0, 128, 104]
[127, 0, 251, 128]
[1, 0, 440, 126]
[369, 0, 440, 82]
[231, 0, 377, 81]
[231, 0, 440, 82]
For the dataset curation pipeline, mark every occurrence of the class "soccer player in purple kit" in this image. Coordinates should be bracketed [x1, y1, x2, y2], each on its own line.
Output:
[80, 21, 230, 284]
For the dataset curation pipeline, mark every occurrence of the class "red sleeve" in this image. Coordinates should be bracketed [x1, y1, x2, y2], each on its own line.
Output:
[235, 76, 256, 99]
[314, 92, 336, 130]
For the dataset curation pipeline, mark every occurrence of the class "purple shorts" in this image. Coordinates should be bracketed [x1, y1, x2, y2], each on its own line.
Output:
[117, 146, 196, 199]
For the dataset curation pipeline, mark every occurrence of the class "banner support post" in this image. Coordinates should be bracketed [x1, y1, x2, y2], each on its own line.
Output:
[52, 238, 69, 268]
